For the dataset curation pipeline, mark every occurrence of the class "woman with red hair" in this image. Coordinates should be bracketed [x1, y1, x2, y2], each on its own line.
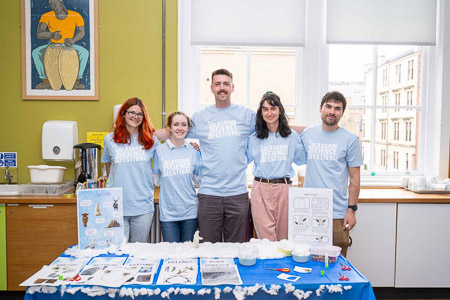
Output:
[102, 97, 158, 243]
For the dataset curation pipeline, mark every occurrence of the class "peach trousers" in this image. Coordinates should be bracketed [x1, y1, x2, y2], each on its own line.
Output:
[251, 180, 291, 241]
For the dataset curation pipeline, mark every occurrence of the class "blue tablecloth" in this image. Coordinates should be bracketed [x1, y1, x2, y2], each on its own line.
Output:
[24, 254, 375, 300]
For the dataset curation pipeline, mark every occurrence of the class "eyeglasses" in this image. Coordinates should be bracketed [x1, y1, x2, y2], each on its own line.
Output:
[126, 110, 144, 119]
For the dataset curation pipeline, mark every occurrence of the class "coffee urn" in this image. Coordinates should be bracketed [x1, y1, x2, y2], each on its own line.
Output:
[73, 143, 102, 184]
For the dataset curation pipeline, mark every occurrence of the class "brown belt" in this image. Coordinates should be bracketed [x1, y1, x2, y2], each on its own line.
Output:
[254, 177, 292, 184]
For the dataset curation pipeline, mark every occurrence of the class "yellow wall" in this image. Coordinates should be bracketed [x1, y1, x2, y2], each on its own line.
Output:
[0, 0, 178, 183]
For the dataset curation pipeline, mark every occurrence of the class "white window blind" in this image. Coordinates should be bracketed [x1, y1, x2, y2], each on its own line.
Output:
[326, 0, 437, 45]
[190, 0, 306, 46]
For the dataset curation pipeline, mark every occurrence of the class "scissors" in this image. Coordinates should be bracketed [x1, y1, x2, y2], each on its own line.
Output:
[266, 268, 290, 273]
[340, 263, 352, 271]
[339, 273, 349, 281]
[70, 274, 81, 282]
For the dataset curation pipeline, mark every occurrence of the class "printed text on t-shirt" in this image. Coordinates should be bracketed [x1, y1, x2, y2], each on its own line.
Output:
[308, 141, 337, 161]
[208, 120, 240, 139]
[260, 144, 288, 163]
[162, 158, 191, 177]
[114, 146, 147, 163]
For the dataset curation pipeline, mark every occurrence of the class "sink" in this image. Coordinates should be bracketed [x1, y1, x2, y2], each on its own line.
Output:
[0, 184, 21, 196]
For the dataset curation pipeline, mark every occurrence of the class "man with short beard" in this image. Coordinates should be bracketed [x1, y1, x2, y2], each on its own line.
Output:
[299, 91, 362, 257]
[186, 69, 256, 243]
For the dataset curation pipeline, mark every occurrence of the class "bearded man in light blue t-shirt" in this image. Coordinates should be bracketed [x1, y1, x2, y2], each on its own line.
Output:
[300, 91, 362, 257]
[188, 69, 256, 243]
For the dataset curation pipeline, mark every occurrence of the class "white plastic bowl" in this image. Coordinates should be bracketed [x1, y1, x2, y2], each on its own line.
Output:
[292, 253, 311, 263]
[238, 257, 256, 266]
[28, 165, 66, 184]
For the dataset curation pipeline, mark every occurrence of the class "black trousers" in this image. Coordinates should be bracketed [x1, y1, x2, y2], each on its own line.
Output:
[197, 192, 249, 243]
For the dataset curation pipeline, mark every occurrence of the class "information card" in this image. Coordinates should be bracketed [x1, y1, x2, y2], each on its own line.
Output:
[288, 187, 333, 246]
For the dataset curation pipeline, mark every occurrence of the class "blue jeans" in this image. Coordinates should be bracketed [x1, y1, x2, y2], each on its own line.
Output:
[161, 218, 198, 243]
[124, 213, 153, 243]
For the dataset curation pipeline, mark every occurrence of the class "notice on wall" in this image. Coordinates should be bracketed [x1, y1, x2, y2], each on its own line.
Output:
[76, 188, 124, 250]
[288, 187, 333, 247]
[0, 152, 17, 167]
[87, 132, 108, 149]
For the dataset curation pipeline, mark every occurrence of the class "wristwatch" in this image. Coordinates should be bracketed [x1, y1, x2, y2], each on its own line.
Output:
[348, 205, 358, 211]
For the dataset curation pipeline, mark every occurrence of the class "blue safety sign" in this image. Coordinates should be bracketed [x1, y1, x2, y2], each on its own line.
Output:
[0, 152, 17, 167]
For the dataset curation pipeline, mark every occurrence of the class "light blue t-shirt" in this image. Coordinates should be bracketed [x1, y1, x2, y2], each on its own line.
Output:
[300, 125, 363, 218]
[187, 104, 256, 196]
[152, 140, 201, 222]
[247, 131, 306, 179]
[101, 133, 159, 217]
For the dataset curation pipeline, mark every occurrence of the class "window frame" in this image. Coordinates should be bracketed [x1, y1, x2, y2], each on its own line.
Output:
[178, 0, 450, 184]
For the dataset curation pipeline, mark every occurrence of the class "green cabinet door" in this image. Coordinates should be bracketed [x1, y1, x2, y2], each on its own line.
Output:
[0, 204, 6, 290]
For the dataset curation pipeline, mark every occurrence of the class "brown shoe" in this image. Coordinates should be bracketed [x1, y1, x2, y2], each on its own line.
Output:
[73, 79, 86, 90]
[35, 79, 51, 89]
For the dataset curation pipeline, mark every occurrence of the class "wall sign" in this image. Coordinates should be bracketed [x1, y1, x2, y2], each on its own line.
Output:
[0, 152, 17, 167]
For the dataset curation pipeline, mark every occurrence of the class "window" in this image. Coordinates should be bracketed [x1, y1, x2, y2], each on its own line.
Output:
[381, 149, 386, 167]
[406, 90, 413, 110]
[393, 121, 400, 141]
[381, 94, 388, 113]
[381, 121, 387, 140]
[329, 45, 422, 175]
[406, 153, 409, 171]
[395, 63, 401, 83]
[180, 1, 448, 181]
[200, 47, 297, 118]
[382, 69, 388, 87]
[405, 121, 412, 142]
[408, 59, 414, 80]
[394, 92, 401, 112]
[393, 151, 399, 169]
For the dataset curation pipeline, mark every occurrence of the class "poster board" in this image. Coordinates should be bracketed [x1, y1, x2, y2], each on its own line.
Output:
[288, 187, 333, 246]
[76, 188, 124, 249]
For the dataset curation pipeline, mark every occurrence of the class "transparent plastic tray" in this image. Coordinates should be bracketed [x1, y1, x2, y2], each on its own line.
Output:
[402, 186, 450, 194]
[21, 182, 74, 196]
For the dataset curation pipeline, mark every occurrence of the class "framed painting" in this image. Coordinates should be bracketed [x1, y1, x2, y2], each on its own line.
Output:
[21, 0, 99, 100]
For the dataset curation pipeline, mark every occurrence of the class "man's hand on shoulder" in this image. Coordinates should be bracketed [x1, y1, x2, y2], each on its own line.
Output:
[343, 209, 356, 230]
[154, 128, 170, 141]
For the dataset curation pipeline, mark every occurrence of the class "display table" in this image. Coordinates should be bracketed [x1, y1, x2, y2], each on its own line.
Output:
[23, 248, 375, 300]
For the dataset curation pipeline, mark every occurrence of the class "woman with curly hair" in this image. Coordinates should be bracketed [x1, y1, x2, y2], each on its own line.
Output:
[102, 97, 158, 243]
[247, 92, 306, 241]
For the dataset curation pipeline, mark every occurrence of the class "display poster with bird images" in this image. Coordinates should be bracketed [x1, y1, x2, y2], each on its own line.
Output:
[156, 258, 198, 285]
[288, 187, 333, 247]
[76, 187, 124, 250]
[124, 257, 160, 285]
[71, 256, 128, 285]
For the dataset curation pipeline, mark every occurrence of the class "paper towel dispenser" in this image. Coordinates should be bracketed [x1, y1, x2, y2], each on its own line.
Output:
[42, 120, 78, 161]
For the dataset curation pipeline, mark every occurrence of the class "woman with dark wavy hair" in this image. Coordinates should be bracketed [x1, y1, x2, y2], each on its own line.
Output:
[247, 92, 305, 241]
[102, 97, 158, 243]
